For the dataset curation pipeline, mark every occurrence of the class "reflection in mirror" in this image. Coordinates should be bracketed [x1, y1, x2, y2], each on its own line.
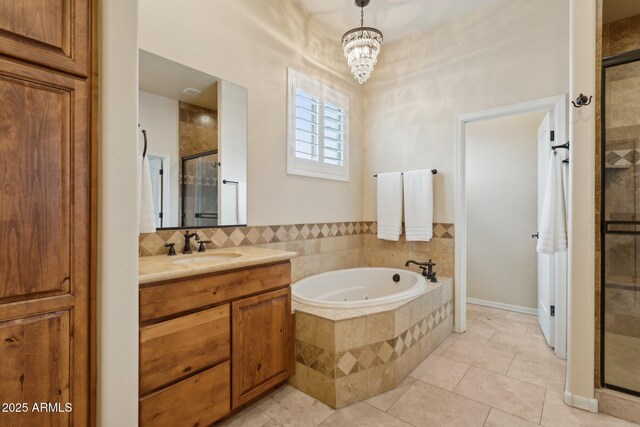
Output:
[139, 49, 247, 228]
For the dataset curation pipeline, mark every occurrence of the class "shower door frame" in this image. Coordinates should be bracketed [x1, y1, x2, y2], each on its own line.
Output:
[600, 48, 640, 397]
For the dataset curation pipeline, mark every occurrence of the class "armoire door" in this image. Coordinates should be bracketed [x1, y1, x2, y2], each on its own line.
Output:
[0, 53, 91, 426]
[0, 0, 90, 77]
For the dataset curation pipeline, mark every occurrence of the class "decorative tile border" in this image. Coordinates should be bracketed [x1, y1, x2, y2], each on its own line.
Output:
[605, 149, 640, 168]
[139, 222, 454, 256]
[295, 300, 453, 379]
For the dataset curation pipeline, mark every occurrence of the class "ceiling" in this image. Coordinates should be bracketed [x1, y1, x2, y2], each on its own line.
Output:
[294, 0, 507, 44]
[603, 0, 640, 24]
[139, 50, 219, 110]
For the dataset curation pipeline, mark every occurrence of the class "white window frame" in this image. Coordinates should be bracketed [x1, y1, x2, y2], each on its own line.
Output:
[287, 68, 350, 181]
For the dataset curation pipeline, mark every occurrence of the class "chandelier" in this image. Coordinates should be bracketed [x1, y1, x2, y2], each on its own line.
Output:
[341, 0, 383, 84]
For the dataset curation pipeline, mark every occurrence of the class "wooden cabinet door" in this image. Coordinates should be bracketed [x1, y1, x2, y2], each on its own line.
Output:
[0, 0, 90, 76]
[0, 56, 91, 426]
[231, 287, 293, 408]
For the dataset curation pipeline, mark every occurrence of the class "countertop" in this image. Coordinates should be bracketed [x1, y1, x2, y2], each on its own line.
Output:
[139, 246, 297, 285]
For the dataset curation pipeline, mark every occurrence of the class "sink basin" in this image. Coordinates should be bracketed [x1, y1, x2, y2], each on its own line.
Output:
[170, 253, 242, 266]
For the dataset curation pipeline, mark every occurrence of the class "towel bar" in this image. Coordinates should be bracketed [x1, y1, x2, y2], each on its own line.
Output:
[374, 169, 437, 177]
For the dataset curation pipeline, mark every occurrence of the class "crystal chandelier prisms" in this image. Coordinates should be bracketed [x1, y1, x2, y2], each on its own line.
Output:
[341, 0, 383, 84]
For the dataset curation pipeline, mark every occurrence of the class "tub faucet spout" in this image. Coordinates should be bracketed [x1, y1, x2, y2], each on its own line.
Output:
[405, 259, 437, 281]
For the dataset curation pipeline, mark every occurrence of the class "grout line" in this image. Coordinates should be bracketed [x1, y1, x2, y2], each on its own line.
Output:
[505, 350, 518, 374]
[363, 401, 417, 427]
[482, 407, 492, 426]
[452, 363, 472, 391]
[538, 388, 547, 425]
[383, 379, 417, 414]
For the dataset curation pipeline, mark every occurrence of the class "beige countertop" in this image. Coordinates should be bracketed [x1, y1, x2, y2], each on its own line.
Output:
[139, 246, 297, 285]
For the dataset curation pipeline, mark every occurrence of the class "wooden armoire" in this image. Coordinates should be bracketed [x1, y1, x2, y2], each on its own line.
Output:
[0, 1, 95, 426]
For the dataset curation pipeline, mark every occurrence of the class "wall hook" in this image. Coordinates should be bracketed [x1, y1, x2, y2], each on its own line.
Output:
[571, 93, 592, 108]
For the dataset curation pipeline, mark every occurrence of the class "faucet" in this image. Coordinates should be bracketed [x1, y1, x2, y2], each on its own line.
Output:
[183, 231, 199, 254]
[405, 259, 438, 282]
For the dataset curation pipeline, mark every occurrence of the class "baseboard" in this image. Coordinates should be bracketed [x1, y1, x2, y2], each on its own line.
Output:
[564, 390, 598, 413]
[466, 297, 537, 316]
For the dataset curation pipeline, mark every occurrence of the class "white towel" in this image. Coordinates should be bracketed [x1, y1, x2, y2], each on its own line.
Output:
[376, 172, 403, 241]
[139, 154, 157, 233]
[537, 152, 567, 254]
[403, 169, 433, 241]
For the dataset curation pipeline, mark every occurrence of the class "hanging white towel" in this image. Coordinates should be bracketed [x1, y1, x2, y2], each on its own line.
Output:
[139, 153, 157, 233]
[403, 169, 433, 241]
[376, 172, 403, 241]
[537, 152, 567, 254]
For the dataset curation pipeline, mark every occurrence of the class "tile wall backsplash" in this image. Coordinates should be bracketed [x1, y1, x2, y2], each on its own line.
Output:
[139, 222, 454, 282]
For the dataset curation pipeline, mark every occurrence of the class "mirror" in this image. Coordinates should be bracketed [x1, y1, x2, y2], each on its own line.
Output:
[139, 49, 248, 228]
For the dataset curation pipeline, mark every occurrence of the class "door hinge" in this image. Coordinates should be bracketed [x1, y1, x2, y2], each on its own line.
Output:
[550, 130, 555, 142]
[159, 212, 163, 219]
[159, 169, 164, 176]
[550, 305, 555, 317]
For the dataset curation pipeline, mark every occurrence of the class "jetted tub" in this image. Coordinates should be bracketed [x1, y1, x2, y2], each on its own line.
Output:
[292, 267, 427, 309]
[290, 268, 453, 409]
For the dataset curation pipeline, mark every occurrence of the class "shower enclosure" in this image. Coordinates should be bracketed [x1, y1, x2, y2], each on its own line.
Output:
[601, 49, 640, 396]
[181, 151, 219, 227]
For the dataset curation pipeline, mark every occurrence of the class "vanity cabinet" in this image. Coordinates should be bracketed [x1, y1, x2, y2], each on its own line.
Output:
[139, 261, 293, 426]
[232, 287, 293, 408]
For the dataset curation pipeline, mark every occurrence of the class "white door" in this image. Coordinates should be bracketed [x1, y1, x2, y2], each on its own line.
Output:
[537, 111, 555, 347]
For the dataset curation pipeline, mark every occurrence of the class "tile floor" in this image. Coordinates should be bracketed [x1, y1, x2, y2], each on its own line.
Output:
[218, 304, 639, 426]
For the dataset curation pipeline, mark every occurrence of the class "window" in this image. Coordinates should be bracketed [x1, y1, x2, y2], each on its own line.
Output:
[287, 68, 349, 181]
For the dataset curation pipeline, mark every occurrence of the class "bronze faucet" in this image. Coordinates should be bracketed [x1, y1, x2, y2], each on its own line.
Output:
[183, 231, 199, 254]
[405, 259, 438, 282]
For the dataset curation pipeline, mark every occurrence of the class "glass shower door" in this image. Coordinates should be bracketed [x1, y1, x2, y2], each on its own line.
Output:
[602, 51, 640, 395]
[181, 152, 219, 227]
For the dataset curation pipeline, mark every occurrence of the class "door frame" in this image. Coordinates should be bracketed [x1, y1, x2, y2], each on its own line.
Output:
[600, 48, 640, 396]
[454, 95, 568, 358]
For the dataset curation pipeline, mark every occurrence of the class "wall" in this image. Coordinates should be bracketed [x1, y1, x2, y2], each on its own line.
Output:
[362, 0, 570, 223]
[465, 111, 545, 309]
[139, 90, 179, 225]
[566, 0, 597, 411]
[98, 0, 139, 425]
[603, 13, 640, 56]
[178, 101, 217, 158]
[138, 0, 364, 226]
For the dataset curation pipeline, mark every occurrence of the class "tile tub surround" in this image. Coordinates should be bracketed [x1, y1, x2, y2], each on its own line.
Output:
[290, 279, 453, 408]
[139, 222, 455, 282]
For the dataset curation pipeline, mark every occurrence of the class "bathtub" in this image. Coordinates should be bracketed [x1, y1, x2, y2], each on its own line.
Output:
[292, 267, 426, 309]
[290, 268, 453, 409]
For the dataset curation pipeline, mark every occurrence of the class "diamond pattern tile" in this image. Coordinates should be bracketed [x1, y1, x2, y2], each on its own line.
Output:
[337, 351, 357, 375]
[377, 341, 394, 363]
[140, 233, 165, 256]
[138, 220, 452, 255]
[294, 298, 452, 381]
[245, 227, 261, 245]
[394, 337, 405, 356]
[357, 346, 376, 369]
[229, 228, 245, 246]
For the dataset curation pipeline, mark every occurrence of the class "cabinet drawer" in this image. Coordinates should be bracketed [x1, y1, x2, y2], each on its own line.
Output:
[139, 361, 230, 427]
[140, 305, 230, 395]
[140, 262, 290, 323]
